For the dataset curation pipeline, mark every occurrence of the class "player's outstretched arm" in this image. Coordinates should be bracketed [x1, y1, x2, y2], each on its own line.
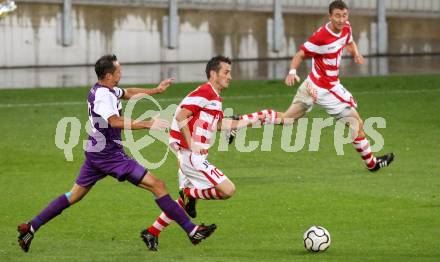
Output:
[218, 116, 264, 131]
[122, 78, 174, 99]
[107, 115, 169, 130]
[285, 50, 305, 86]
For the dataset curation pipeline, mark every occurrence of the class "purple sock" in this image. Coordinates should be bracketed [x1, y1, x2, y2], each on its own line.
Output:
[155, 194, 196, 235]
[30, 194, 70, 232]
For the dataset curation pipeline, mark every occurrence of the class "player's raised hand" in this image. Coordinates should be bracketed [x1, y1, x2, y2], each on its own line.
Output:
[354, 54, 365, 65]
[149, 118, 170, 131]
[285, 72, 301, 86]
[155, 78, 175, 93]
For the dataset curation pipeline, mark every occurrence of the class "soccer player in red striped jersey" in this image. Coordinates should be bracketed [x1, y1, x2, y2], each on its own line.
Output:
[141, 56, 266, 251]
[238, 0, 394, 172]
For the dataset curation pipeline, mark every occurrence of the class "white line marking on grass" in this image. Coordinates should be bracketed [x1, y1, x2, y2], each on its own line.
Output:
[1, 88, 439, 108]
[0, 101, 85, 108]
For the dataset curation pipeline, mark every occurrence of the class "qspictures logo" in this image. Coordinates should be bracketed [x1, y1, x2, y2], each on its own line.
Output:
[54, 95, 386, 168]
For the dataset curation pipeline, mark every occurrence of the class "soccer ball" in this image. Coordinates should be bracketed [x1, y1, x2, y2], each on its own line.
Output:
[303, 226, 331, 252]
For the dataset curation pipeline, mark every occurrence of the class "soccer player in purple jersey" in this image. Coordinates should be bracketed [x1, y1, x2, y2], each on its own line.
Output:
[17, 54, 216, 252]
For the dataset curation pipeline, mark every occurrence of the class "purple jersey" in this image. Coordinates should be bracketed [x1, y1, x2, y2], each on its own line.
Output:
[85, 83, 125, 155]
[75, 83, 147, 187]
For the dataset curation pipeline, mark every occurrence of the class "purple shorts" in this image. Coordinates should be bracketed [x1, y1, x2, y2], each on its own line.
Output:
[76, 151, 147, 187]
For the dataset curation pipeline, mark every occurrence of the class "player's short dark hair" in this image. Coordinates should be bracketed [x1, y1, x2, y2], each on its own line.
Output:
[205, 55, 232, 79]
[95, 54, 118, 80]
[329, 0, 348, 14]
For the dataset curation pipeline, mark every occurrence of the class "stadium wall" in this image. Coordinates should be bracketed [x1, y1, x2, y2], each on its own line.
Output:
[1, 3, 439, 67]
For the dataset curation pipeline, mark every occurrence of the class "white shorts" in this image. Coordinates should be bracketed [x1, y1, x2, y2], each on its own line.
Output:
[293, 77, 358, 116]
[174, 148, 228, 190]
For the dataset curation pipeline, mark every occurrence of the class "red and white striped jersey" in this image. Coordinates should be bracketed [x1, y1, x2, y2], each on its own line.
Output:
[170, 82, 223, 150]
[300, 22, 353, 89]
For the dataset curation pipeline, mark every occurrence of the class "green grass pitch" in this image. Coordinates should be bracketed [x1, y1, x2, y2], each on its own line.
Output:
[0, 75, 439, 261]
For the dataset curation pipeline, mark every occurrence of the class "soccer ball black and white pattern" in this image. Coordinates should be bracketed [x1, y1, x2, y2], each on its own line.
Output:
[303, 226, 331, 252]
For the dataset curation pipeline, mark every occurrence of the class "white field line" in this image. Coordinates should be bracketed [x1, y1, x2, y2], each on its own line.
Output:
[1, 88, 439, 108]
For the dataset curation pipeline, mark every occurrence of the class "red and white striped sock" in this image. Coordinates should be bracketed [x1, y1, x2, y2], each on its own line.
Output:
[352, 136, 376, 169]
[184, 187, 223, 200]
[147, 198, 184, 236]
[240, 109, 281, 124]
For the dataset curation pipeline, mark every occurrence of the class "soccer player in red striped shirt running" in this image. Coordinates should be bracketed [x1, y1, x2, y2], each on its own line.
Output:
[235, 0, 394, 172]
[141, 55, 266, 251]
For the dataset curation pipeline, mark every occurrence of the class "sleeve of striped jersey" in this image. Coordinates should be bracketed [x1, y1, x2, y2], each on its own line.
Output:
[180, 90, 211, 113]
[113, 86, 125, 99]
[93, 89, 118, 122]
[300, 32, 322, 57]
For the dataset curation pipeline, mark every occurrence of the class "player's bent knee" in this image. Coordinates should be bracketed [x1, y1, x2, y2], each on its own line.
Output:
[299, 102, 312, 113]
[138, 172, 168, 197]
[219, 184, 236, 199]
[224, 187, 236, 199]
[285, 102, 308, 120]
